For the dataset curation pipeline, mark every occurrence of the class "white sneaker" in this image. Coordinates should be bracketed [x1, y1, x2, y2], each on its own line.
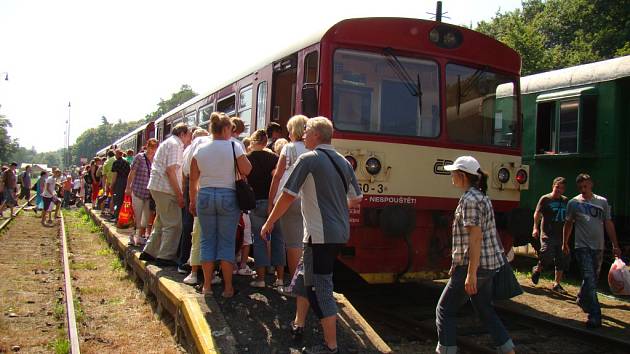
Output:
[183, 273, 198, 285]
[211, 276, 222, 285]
[237, 266, 255, 276]
[250, 280, 265, 288]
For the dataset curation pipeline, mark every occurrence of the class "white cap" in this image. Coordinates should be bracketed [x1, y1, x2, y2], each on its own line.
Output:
[444, 156, 480, 175]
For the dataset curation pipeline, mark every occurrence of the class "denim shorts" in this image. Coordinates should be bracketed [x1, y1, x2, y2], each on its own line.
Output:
[277, 200, 304, 249]
[196, 187, 240, 263]
[249, 199, 286, 267]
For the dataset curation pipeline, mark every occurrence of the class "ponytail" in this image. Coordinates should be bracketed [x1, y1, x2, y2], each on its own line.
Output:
[465, 168, 489, 195]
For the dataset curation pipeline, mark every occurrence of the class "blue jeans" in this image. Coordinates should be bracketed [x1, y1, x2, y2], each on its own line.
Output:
[435, 266, 514, 354]
[249, 199, 286, 267]
[574, 248, 603, 322]
[196, 187, 240, 263]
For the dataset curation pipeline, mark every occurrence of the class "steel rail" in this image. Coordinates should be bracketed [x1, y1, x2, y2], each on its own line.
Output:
[59, 211, 81, 354]
[494, 302, 630, 352]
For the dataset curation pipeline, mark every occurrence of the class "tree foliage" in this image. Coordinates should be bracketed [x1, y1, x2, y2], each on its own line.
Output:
[0, 115, 19, 162]
[5, 85, 197, 169]
[144, 84, 197, 122]
[476, 0, 630, 75]
[71, 118, 145, 164]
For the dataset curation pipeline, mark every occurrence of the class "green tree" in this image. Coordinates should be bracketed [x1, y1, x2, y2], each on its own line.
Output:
[476, 0, 630, 75]
[0, 114, 18, 163]
[145, 84, 197, 122]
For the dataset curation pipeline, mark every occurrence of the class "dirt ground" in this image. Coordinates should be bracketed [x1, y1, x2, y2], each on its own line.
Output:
[0, 209, 64, 353]
[509, 271, 630, 335]
[65, 209, 184, 354]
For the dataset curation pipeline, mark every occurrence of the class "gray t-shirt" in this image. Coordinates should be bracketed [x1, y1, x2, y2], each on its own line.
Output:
[566, 194, 611, 250]
[283, 144, 362, 244]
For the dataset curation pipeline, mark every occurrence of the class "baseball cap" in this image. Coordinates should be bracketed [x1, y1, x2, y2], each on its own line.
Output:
[444, 156, 481, 175]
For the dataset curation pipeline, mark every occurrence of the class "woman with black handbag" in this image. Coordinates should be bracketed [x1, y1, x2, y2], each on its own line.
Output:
[436, 156, 516, 354]
[189, 112, 252, 297]
[246, 129, 286, 291]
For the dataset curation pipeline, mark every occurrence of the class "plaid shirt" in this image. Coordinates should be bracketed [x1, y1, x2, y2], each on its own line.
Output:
[130, 153, 151, 199]
[451, 187, 505, 270]
[147, 135, 184, 195]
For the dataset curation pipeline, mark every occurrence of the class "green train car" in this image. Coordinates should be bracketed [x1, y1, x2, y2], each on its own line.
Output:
[519, 55, 630, 248]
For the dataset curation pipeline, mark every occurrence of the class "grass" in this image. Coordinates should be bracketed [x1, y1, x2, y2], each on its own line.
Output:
[51, 338, 70, 354]
[110, 258, 124, 272]
[95, 248, 113, 256]
[74, 298, 85, 323]
[53, 301, 64, 321]
[71, 261, 98, 271]
[513, 268, 582, 288]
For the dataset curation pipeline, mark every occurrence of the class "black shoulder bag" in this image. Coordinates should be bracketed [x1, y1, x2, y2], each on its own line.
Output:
[232, 142, 256, 211]
[316, 148, 348, 194]
[491, 216, 523, 300]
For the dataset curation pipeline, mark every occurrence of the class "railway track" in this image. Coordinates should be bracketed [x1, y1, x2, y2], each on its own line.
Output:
[58, 211, 81, 354]
[340, 281, 630, 354]
[0, 200, 80, 353]
[0, 196, 35, 231]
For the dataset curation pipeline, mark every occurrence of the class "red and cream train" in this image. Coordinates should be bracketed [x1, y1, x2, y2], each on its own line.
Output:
[97, 17, 529, 283]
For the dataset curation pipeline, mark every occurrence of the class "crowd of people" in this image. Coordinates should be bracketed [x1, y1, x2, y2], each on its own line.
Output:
[1, 111, 622, 354]
[0, 162, 82, 224]
[82, 113, 361, 354]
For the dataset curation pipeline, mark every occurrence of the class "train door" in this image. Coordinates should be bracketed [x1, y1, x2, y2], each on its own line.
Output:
[253, 65, 273, 131]
[271, 54, 298, 136]
[135, 131, 143, 153]
[236, 75, 254, 137]
[297, 44, 320, 118]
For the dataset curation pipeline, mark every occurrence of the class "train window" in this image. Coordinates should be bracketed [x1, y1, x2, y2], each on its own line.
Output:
[304, 51, 318, 83]
[535, 96, 597, 155]
[256, 82, 267, 130]
[217, 95, 236, 115]
[184, 112, 196, 127]
[332, 49, 439, 138]
[198, 104, 214, 130]
[238, 86, 253, 136]
[558, 100, 579, 153]
[535, 102, 555, 153]
[446, 64, 518, 147]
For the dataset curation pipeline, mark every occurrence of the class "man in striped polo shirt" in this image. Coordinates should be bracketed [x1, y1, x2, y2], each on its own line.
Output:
[262, 117, 362, 354]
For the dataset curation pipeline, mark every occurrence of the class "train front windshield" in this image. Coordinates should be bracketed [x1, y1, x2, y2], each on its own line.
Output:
[332, 49, 519, 148]
[332, 49, 440, 138]
[445, 64, 518, 147]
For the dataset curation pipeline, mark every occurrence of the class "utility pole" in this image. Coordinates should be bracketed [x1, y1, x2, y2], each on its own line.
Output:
[436, 1, 443, 22]
[67, 101, 71, 168]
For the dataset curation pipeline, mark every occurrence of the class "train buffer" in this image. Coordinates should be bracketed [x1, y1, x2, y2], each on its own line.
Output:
[85, 204, 391, 354]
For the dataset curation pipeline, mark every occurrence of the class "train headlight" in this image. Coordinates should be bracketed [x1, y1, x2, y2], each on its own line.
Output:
[497, 168, 510, 184]
[345, 156, 357, 171]
[444, 32, 457, 47]
[429, 25, 463, 49]
[365, 157, 381, 175]
[429, 29, 440, 43]
[516, 169, 528, 184]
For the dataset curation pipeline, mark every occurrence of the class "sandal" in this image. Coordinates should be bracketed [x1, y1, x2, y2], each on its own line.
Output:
[195, 285, 213, 296]
[221, 289, 239, 298]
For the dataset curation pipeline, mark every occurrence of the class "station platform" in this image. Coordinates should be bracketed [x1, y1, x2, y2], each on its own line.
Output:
[84, 205, 391, 354]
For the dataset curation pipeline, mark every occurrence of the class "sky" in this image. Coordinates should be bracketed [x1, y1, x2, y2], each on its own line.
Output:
[0, 0, 522, 153]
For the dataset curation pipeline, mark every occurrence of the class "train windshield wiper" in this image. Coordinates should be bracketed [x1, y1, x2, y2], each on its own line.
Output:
[383, 47, 423, 114]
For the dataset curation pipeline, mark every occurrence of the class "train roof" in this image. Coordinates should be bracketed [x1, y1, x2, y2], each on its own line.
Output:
[154, 30, 326, 125]
[521, 55, 630, 95]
